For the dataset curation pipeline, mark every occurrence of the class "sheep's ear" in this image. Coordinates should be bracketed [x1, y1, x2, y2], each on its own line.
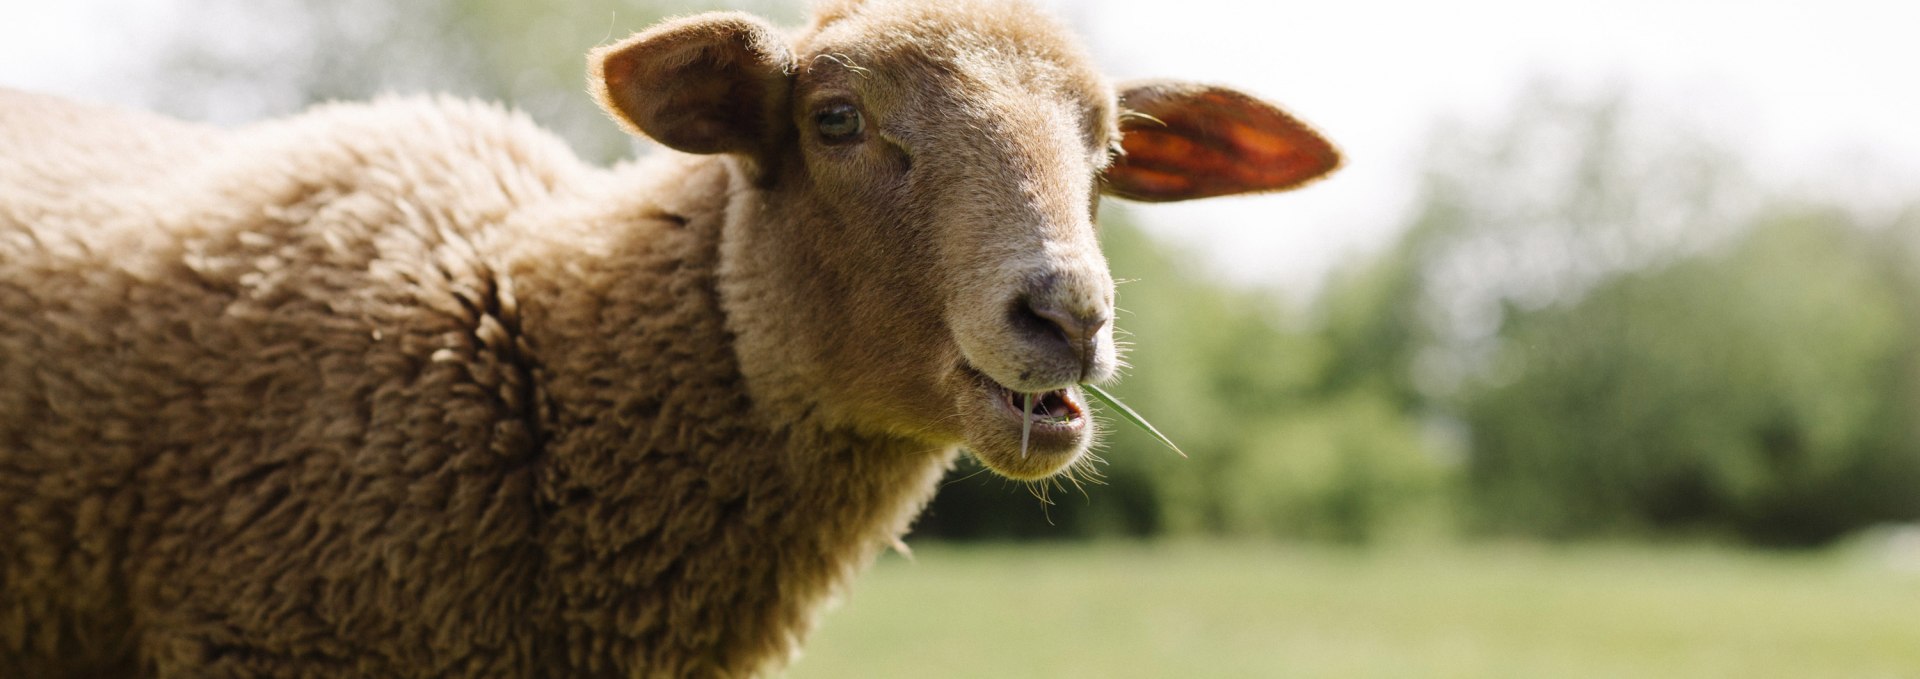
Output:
[590, 13, 794, 155]
[1103, 80, 1340, 203]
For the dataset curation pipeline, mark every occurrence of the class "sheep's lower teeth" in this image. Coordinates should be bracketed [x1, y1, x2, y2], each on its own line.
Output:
[994, 382, 1083, 427]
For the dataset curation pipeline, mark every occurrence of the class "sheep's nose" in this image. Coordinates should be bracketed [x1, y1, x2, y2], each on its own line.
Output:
[1012, 291, 1110, 380]
[1028, 301, 1106, 353]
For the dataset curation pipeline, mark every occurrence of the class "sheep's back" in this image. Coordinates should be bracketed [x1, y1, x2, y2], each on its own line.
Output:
[0, 92, 584, 674]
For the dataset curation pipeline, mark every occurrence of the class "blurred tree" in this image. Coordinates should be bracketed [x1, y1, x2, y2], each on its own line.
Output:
[1386, 82, 1920, 545]
[1463, 211, 1920, 544]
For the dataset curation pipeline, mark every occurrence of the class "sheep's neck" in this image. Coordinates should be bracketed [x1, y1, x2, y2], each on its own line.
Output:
[506, 157, 953, 676]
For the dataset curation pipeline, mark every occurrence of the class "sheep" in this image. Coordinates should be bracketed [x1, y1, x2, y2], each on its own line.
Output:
[0, 0, 1339, 676]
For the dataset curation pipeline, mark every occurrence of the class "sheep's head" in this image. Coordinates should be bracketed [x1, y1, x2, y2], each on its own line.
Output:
[590, 0, 1338, 480]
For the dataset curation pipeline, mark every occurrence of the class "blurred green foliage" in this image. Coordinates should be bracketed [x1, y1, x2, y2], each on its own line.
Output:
[1393, 84, 1920, 545]
[1463, 211, 1920, 544]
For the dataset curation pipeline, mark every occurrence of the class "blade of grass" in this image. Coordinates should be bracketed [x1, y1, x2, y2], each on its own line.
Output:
[1020, 392, 1033, 459]
[1082, 383, 1186, 458]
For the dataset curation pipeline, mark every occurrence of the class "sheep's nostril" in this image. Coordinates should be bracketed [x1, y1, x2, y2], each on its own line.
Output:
[1009, 298, 1061, 343]
[1028, 302, 1104, 349]
[1015, 297, 1107, 375]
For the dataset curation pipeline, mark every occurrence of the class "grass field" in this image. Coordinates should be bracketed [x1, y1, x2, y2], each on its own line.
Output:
[786, 541, 1920, 679]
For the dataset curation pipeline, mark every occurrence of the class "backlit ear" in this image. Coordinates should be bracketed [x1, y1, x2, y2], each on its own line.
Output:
[1103, 80, 1340, 202]
[590, 13, 794, 155]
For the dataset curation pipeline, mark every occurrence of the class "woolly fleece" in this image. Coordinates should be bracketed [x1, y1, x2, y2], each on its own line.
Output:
[0, 88, 949, 677]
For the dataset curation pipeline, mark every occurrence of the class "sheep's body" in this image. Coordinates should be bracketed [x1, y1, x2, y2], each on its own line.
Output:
[1, 0, 1344, 674]
[0, 90, 950, 676]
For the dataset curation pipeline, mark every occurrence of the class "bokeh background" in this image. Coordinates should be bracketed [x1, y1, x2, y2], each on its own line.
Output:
[6, 1, 1920, 676]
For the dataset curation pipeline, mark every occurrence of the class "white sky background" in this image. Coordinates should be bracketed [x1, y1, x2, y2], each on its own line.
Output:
[4, 0, 1918, 297]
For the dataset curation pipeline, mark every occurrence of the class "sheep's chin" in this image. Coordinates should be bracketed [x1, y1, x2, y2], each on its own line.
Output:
[954, 366, 1091, 480]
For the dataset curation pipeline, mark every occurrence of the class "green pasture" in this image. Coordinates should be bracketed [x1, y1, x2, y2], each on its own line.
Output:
[788, 541, 1920, 679]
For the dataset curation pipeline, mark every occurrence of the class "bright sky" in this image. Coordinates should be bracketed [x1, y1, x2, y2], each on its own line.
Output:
[5, 0, 1918, 296]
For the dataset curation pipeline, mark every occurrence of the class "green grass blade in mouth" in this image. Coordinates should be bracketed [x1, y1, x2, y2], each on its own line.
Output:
[1020, 392, 1033, 459]
[1082, 383, 1187, 458]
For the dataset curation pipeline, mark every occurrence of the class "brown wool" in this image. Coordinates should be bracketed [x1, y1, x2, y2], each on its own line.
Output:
[0, 1, 1337, 676]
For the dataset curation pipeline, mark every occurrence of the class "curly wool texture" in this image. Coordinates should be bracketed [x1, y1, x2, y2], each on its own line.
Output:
[0, 89, 953, 677]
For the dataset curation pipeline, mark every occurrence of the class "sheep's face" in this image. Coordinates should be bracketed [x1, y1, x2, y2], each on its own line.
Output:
[592, 0, 1339, 480]
[782, 3, 1128, 479]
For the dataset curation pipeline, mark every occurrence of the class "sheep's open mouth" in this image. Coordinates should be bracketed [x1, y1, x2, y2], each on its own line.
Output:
[992, 384, 1087, 433]
[959, 365, 1088, 431]
[957, 363, 1091, 467]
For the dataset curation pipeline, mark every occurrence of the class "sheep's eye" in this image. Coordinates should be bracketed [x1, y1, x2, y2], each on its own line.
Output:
[815, 104, 864, 144]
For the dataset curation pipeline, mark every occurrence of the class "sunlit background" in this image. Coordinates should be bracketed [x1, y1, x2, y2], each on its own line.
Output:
[7, 1, 1919, 676]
